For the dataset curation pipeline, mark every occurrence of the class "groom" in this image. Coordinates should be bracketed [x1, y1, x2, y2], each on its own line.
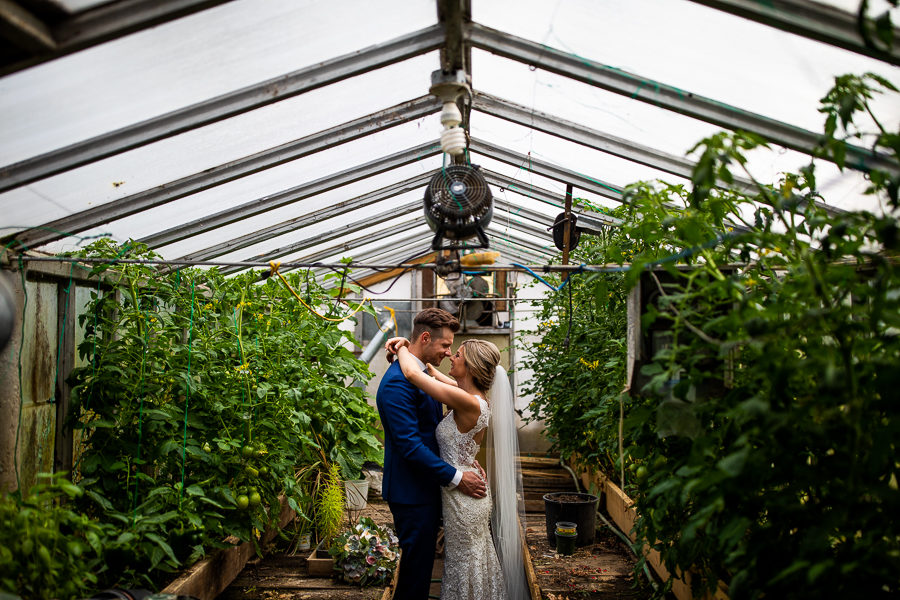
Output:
[376, 307, 487, 600]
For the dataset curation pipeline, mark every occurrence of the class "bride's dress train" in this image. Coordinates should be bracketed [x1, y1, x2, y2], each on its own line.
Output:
[436, 396, 506, 600]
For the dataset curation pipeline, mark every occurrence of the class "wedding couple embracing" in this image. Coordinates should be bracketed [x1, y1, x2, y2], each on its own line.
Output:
[376, 307, 528, 600]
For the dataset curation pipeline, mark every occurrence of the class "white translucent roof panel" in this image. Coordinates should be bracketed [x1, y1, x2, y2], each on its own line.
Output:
[473, 154, 621, 212]
[474, 0, 900, 134]
[0, 0, 436, 164]
[472, 112, 693, 187]
[55, 0, 113, 12]
[38, 120, 442, 256]
[205, 187, 432, 264]
[472, 51, 890, 213]
[2, 52, 440, 234]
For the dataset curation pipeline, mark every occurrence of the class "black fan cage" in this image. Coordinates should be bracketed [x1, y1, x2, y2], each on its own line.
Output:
[423, 165, 493, 240]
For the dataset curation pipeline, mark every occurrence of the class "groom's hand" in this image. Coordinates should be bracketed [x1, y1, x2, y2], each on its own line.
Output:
[457, 471, 487, 499]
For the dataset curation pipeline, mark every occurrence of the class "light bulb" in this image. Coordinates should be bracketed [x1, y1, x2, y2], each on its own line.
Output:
[440, 101, 462, 127]
[441, 127, 466, 156]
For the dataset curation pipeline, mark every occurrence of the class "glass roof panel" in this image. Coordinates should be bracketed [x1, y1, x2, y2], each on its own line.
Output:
[0, 0, 436, 163]
[474, 0, 900, 133]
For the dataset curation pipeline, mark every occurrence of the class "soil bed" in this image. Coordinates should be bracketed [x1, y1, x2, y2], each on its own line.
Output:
[525, 512, 653, 599]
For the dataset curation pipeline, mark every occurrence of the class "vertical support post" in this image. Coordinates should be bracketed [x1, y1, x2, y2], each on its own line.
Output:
[562, 183, 574, 265]
[436, 0, 471, 165]
[54, 279, 76, 475]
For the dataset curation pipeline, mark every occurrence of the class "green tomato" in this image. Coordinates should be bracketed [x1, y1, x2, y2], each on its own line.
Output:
[37, 545, 52, 566]
[241, 444, 255, 458]
[202, 442, 212, 453]
[236, 495, 250, 510]
[249, 491, 262, 507]
[258, 466, 269, 476]
[67, 540, 84, 557]
[245, 465, 259, 477]
[635, 465, 649, 481]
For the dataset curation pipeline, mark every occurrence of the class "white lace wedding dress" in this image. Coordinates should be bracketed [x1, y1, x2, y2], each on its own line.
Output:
[436, 396, 507, 600]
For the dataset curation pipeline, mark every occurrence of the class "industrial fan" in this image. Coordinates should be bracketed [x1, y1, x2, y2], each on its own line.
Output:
[424, 164, 493, 250]
[439, 272, 495, 327]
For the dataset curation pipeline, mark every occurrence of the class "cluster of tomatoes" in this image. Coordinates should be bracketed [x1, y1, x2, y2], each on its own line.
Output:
[233, 442, 269, 510]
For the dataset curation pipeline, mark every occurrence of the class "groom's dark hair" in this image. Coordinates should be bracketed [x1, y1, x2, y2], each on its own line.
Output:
[412, 308, 460, 341]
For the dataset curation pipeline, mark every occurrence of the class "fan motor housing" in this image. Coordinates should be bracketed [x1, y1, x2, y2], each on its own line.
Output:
[424, 165, 493, 249]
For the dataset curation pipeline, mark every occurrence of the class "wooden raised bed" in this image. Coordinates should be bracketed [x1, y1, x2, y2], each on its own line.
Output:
[161, 495, 296, 600]
[604, 477, 728, 600]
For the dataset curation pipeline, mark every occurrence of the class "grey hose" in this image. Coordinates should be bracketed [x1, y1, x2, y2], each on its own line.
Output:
[596, 510, 658, 591]
[559, 461, 582, 494]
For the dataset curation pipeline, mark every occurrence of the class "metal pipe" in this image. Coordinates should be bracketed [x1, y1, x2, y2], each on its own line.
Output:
[358, 312, 397, 365]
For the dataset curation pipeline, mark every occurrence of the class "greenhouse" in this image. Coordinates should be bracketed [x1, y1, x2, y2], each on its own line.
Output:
[1, 0, 898, 598]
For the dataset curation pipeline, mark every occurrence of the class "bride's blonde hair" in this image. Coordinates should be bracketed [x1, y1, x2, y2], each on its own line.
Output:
[460, 339, 501, 393]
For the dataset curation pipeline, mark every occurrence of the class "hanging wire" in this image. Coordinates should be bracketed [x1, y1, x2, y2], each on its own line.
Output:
[268, 261, 370, 323]
[131, 310, 150, 525]
[179, 278, 196, 506]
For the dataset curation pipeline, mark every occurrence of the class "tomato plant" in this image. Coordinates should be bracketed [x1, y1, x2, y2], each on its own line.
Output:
[524, 73, 900, 599]
[15, 244, 387, 593]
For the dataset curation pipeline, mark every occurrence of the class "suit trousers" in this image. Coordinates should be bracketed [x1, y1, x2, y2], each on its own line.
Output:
[388, 501, 442, 600]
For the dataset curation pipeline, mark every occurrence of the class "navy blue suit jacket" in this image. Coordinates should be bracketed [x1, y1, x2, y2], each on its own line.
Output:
[376, 361, 456, 504]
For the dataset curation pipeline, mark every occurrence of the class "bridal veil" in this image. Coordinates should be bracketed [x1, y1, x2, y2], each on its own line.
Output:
[486, 365, 529, 599]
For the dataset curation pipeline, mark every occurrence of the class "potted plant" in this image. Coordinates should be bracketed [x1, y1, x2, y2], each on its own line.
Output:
[328, 517, 399, 586]
[306, 461, 345, 576]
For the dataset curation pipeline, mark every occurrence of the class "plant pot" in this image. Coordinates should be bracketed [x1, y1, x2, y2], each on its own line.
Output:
[344, 479, 369, 510]
[543, 492, 598, 547]
[306, 539, 335, 577]
[297, 532, 311, 551]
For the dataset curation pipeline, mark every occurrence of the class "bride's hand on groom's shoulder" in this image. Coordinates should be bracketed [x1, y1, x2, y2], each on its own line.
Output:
[384, 337, 409, 363]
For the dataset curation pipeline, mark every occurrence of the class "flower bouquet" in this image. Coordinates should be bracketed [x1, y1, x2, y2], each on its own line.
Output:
[328, 516, 400, 586]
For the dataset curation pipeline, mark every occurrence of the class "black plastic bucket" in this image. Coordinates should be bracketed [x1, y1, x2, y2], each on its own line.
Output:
[543, 492, 598, 547]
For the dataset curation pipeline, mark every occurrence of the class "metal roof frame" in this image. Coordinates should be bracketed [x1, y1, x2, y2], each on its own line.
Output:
[0, 24, 444, 193]
[0, 0, 239, 75]
[1, 0, 897, 275]
[686, 0, 900, 66]
[11, 96, 440, 249]
[175, 173, 433, 262]
[467, 21, 898, 175]
[139, 142, 440, 249]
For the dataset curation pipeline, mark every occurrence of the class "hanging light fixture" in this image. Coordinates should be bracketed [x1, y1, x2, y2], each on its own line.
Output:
[429, 70, 470, 158]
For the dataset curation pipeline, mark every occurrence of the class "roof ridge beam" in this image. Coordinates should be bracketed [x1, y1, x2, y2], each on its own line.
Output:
[139, 141, 440, 250]
[686, 0, 900, 66]
[7, 96, 440, 250]
[173, 172, 433, 262]
[467, 22, 898, 175]
[0, 24, 444, 193]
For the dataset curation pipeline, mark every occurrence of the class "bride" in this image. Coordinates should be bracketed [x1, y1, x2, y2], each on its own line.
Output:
[386, 337, 528, 600]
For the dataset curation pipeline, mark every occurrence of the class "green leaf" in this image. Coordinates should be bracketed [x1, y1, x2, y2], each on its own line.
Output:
[717, 447, 749, 477]
[145, 533, 179, 566]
